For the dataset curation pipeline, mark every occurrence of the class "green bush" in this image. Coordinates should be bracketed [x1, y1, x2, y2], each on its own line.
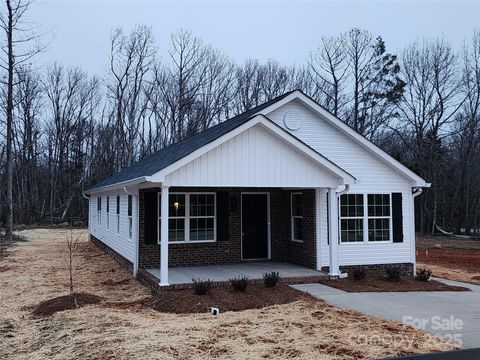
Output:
[415, 268, 432, 282]
[352, 268, 366, 281]
[385, 266, 403, 281]
[263, 271, 280, 288]
[192, 277, 212, 295]
[229, 275, 250, 292]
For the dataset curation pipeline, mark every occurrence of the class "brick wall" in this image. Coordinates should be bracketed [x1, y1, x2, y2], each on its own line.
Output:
[321, 263, 414, 277]
[138, 187, 317, 269]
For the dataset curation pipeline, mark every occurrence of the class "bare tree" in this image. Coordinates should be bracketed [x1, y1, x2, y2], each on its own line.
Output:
[0, 0, 44, 240]
[309, 35, 348, 116]
[62, 230, 83, 295]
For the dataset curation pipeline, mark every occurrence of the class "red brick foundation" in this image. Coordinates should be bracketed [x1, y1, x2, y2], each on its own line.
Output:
[321, 263, 415, 277]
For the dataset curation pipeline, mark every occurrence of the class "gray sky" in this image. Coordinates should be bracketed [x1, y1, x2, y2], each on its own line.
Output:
[31, 0, 480, 75]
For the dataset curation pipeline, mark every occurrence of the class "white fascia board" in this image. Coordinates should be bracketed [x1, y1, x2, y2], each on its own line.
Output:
[84, 176, 148, 195]
[149, 114, 356, 185]
[257, 90, 430, 187]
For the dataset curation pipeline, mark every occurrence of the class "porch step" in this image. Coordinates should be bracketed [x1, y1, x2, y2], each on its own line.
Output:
[137, 268, 334, 292]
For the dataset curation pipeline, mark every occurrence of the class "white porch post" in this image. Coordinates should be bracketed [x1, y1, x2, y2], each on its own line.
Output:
[327, 187, 341, 276]
[315, 188, 323, 271]
[160, 185, 169, 286]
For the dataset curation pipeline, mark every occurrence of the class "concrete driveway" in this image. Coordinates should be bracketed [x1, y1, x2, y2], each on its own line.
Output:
[292, 278, 480, 348]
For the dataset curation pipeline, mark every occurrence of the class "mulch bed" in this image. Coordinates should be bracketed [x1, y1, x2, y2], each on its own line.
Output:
[137, 284, 313, 314]
[417, 247, 480, 274]
[32, 293, 102, 317]
[318, 274, 469, 292]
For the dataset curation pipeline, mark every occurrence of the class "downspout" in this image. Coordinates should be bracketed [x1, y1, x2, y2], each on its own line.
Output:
[124, 186, 139, 277]
[337, 184, 350, 197]
[411, 187, 423, 274]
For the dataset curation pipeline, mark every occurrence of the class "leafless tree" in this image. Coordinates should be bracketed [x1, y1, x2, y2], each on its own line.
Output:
[0, 0, 44, 240]
[62, 230, 83, 295]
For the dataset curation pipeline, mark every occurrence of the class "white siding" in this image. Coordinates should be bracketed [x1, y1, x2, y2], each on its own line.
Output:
[88, 192, 137, 262]
[164, 123, 341, 188]
[266, 100, 415, 266]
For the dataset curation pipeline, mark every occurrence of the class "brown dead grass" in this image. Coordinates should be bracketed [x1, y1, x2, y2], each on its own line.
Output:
[0, 228, 460, 360]
[416, 236, 480, 285]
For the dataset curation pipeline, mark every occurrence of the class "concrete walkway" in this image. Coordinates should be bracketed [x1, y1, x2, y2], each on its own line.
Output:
[292, 278, 480, 348]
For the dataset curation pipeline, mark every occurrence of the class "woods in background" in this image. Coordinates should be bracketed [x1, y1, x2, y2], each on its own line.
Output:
[0, 2, 479, 235]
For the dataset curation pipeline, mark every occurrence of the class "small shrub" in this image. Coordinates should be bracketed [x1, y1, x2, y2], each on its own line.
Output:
[229, 275, 249, 292]
[385, 266, 403, 281]
[352, 268, 366, 281]
[192, 278, 211, 295]
[263, 271, 280, 288]
[416, 268, 432, 282]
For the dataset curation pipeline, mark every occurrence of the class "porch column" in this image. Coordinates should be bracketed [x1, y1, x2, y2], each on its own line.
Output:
[315, 188, 323, 271]
[160, 185, 169, 286]
[327, 187, 341, 276]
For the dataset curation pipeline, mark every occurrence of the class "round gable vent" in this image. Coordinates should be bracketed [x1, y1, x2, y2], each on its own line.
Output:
[283, 110, 302, 131]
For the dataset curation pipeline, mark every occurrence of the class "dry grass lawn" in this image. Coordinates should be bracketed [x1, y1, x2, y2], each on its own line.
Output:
[0, 228, 460, 360]
[416, 235, 480, 285]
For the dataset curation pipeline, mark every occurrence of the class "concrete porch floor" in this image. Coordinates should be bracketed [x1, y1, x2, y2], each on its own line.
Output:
[146, 262, 327, 285]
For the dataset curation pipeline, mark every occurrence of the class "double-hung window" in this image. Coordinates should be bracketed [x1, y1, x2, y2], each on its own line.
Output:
[367, 194, 391, 241]
[340, 194, 364, 242]
[128, 195, 133, 239]
[158, 193, 216, 243]
[116, 195, 120, 234]
[291, 193, 303, 242]
[97, 197, 102, 226]
[339, 194, 392, 243]
[106, 196, 110, 229]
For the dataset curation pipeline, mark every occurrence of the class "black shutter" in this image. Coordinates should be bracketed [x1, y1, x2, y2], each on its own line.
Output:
[392, 193, 403, 243]
[144, 191, 159, 245]
[216, 192, 229, 241]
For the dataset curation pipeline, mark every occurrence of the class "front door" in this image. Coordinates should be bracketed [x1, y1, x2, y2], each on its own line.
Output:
[242, 193, 269, 260]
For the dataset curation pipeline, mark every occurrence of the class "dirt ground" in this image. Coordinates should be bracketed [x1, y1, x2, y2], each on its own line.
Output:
[416, 234, 480, 285]
[0, 229, 459, 360]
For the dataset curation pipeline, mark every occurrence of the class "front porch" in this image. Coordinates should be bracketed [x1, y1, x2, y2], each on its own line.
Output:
[139, 261, 330, 291]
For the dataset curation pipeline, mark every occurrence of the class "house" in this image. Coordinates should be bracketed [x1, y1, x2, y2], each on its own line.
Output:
[85, 90, 429, 289]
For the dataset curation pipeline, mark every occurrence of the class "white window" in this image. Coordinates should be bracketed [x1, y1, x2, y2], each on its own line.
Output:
[116, 195, 120, 234]
[367, 194, 391, 242]
[97, 197, 102, 226]
[106, 196, 110, 229]
[340, 194, 364, 242]
[128, 195, 133, 239]
[339, 194, 392, 243]
[291, 193, 303, 242]
[158, 192, 216, 243]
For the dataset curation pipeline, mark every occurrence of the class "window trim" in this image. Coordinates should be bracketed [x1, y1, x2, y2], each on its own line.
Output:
[127, 195, 133, 240]
[106, 196, 110, 229]
[290, 192, 304, 243]
[339, 193, 393, 245]
[97, 196, 102, 226]
[116, 195, 121, 234]
[158, 192, 217, 244]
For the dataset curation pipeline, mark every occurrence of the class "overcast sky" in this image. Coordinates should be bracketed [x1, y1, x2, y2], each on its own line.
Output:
[30, 0, 480, 75]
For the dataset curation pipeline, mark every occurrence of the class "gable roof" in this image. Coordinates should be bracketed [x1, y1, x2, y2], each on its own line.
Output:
[257, 90, 430, 187]
[87, 91, 295, 191]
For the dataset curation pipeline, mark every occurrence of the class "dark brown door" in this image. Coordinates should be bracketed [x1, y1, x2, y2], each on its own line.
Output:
[242, 193, 268, 259]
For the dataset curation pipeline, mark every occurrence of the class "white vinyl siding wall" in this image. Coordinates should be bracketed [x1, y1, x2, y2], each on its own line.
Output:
[164, 123, 340, 188]
[88, 192, 137, 262]
[267, 100, 414, 267]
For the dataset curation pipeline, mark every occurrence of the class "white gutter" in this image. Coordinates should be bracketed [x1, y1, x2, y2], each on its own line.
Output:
[411, 187, 423, 275]
[331, 184, 350, 279]
[124, 186, 140, 277]
[336, 184, 350, 196]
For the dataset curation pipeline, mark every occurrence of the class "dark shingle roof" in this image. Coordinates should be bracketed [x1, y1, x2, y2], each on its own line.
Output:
[89, 91, 295, 191]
